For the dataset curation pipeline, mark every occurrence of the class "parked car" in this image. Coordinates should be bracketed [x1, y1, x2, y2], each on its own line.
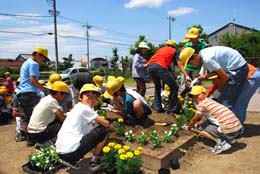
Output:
[60, 67, 90, 82]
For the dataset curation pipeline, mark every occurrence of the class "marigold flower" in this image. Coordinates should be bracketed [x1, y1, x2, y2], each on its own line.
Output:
[188, 101, 193, 104]
[100, 116, 106, 119]
[120, 154, 127, 160]
[103, 146, 110, 153]
[137, 147, 143, 151]
[126, 152, 134, 158]
[118, 118, 124, 123]
[108, 142, 115, 147]
[134, 150, 140, 156]
[118, 148, 125, 154]
[123, 145, 130, 151]
[114, 144, 122, 150]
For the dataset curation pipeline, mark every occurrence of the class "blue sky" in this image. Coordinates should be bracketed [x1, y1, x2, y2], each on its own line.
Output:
[0, 0, 259, 63]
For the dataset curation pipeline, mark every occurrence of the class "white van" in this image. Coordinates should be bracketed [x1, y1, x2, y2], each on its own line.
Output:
[60, 67, 89, 81]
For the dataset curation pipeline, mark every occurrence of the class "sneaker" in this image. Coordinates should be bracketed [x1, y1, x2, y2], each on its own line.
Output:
[209, 141, 231, 154]
[35, 140, 54, 149]
[15, 131, 26, 142]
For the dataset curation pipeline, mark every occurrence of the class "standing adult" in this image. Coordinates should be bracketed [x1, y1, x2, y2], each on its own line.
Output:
[16, 46, 49, 146]
[179, 46, 249, 113]
[147, 40, 189, 114]
[132, 41, 150, 97]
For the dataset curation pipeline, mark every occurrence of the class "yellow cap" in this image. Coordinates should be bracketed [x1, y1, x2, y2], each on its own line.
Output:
[80, 83, 100, 94]
[105, 78, 123, 96]
[4, 72, 10, 76]
[182, 34, 190, 43]
[107, 75, 116, 81]
[93, 75, 103, 88]
[46, 73, 61, 87]
[0, 86, 7, 94]
[179, 47, 195, 68]
[103, 90, 111, 99]
[51, 81, 68, 93]
[190, 86, 206, 96]
[33, 46, 49, 61]
[38, 80, 45, 85]
[117, 76, 125, 83]
[166, 39, 176, 47]
[185, 27, 200, 39]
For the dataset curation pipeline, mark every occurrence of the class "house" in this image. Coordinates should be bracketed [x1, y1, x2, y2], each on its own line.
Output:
[208, 22, 258, 46]
[90, 57, 109, 69]
[0, 58, 24, 68]
[15, 54, 32, 61]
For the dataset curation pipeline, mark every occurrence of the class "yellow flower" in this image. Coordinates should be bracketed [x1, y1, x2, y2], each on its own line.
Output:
[103, 146, 110, 153]
[100, 116, 106, 119]
[188, 101, 192, 104]
[118, 118, 124, 123]
[189, 108, 193, 111]
[119, 154, 127, 160]
[137, 147, 143, 151]
[114, 144, 122, 150]
[108, 142, 115, 147]
[126, 152, 134, 158]
[118, 148, 125, 154]
[134, 150, 140, 156]
[123, 145, 130, 151]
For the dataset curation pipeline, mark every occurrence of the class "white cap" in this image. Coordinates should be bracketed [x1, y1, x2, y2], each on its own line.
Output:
[138, 41, 150, 50]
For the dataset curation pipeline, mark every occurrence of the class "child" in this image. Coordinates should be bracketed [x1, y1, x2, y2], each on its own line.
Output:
[106, 77, 152, 127]
[188, 86, 243, 154]
[55, 84, 109, 170]
[27, 81, 68, 148]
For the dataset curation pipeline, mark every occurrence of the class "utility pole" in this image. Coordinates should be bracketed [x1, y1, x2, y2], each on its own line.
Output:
[168, 16, 175, 39]
[48, 0, 59, 72]
[84, 23, 92, 69]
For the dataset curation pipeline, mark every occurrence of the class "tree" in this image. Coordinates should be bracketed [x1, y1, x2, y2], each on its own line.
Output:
[220, 32, 260, 66]
[110, 47, 119, 74]
[60, 54, 74, 71]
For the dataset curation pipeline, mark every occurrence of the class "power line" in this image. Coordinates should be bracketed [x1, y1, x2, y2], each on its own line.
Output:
[0, 12, 52, 18]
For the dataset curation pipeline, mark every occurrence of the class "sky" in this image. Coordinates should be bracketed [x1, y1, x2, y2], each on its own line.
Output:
[0, 0, 260, 63]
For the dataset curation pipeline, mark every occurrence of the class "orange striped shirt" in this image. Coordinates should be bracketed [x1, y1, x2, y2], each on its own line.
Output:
[196, 98, 242, 134]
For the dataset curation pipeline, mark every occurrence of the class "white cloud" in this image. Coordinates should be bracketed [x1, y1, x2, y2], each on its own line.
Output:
[168, 7, 198, 17]
[124, 0, 169, 8]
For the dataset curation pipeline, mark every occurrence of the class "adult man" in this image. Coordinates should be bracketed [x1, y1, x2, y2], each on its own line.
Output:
[147, 40, 189, 114]
[179, 46, 249, 113]
[16, 46, 49, 146]
[28, 81, 68, 148]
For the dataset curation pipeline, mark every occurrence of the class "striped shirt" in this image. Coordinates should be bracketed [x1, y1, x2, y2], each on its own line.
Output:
[196, 98, 242, 134]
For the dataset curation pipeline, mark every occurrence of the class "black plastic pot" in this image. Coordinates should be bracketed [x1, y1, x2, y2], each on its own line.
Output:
[170, 157, 180, 170]
[21, 162, 64, 174]
[158, 168, 170, 174]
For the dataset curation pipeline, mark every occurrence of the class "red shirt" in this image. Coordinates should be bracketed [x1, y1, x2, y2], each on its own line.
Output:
[147, 46, 176, 69]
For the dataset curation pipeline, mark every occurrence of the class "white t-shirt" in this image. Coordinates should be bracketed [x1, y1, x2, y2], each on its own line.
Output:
[28, 95, 62, 133]
[200, 46, 246, 73]
[55, 102, 99, 154]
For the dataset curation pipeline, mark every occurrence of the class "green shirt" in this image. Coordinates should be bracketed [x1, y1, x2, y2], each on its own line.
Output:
[184, 40, 207, 53]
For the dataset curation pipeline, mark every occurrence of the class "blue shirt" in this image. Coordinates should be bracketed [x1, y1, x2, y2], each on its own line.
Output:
[200, 46, 247, 73]
[122, 93, 135, 116]
[17, 58, 40, 94]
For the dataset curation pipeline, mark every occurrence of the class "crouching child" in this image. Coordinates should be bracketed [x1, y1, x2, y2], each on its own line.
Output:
[55, 84, 109, 170]
[188, 86, 243, 154]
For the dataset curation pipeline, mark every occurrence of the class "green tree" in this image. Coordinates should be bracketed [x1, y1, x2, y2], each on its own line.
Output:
[60, 54, 74, 71]
[220, 32, 260, 66]
[110, 47, 119, 74]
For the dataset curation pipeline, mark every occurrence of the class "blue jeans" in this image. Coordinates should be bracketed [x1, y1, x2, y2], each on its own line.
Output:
[218, 64, 248, 113]
[147, 63, 179, 112]
[234, 69, 260, 123]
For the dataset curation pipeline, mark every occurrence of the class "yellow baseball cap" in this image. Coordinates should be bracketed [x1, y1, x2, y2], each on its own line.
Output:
[93, 75, 103, 88]
[105, 78, 123, 96]
[190, 86, 207, 96]
[34, 46, 49, 61]
[166, 39, 176, 47]
[46, 73, 61, 87]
